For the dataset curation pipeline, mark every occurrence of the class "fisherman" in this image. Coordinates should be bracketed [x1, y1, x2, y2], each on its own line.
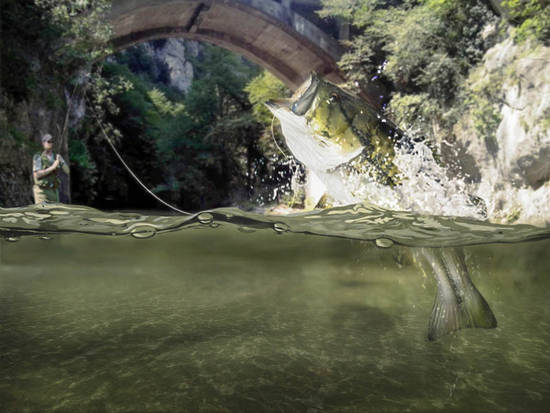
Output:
[32, 133, 70, 204]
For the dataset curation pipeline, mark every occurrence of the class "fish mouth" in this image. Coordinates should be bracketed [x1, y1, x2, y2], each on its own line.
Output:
[264, 99, 291, 112]
[265, 72, 320, 115]
[290, 72, 320, 116]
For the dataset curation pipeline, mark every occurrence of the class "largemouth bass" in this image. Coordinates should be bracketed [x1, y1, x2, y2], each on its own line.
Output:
[266, 73, 497, 340]
[265, 72, 414, 187]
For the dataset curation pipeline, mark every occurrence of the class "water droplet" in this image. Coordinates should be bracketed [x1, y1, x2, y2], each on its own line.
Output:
[197, 212, 214, 225]
[375, 238, 394, 248]
[130, 226, 157, 239]
[273, 222, 289, 233]
[5, 236, 20, 243]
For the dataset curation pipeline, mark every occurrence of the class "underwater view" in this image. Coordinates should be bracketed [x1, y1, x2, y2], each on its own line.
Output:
[1, 205, 550, 412]
[2, 0, 550, 412]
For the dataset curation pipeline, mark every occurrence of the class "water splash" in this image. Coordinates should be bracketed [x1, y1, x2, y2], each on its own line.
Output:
[269, 102, 486, 219]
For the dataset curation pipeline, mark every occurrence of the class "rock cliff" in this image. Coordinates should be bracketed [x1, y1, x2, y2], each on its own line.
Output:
[448, 34, 550, 225]
[145, 39, 200, 94]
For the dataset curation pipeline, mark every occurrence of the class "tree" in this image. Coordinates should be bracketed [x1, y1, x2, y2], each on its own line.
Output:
[319, 0, 500, 137]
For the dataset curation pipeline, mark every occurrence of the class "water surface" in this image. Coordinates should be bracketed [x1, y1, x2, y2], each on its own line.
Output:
[1, 205, 549, 412]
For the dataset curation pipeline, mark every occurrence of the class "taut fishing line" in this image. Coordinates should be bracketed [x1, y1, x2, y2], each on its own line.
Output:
[271, 114, 290, 159]
[87, 99, 298, 214]
[88, 99, 191, 215]
[270, 115, 302, 207]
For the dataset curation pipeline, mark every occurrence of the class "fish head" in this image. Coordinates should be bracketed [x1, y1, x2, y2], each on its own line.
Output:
[266, 72, 402, 186]
[265, 73, 366, 171]
[264, 72, 320, 115]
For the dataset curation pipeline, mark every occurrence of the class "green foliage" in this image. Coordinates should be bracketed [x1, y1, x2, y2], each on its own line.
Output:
[501, 0, 550, 43]
[148, 89, 185, 117]
[472, 99, 502, 154]
[68, 131, 99, 203]
[69, 137, 94, 168]
[245, 71, 291, 125]
[34, 0, 113, 71]
[79, 44, 287, 210]
[463, 69, 504, 154]
[0, 0, 53, 102]
[1, 0, 117, 207]
[2, 1, 114, 104]
[389, 93, 441, 134]
[319, 0, 500, 139]
[9, 127, 27, 146]
[45, 90, 65, 110]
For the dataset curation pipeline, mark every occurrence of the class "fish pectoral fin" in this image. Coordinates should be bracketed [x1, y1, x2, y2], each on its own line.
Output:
[420, 248, 497, 341]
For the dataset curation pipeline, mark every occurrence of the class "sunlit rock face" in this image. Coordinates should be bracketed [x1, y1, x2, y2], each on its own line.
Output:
[141, 39, 201, 94]
[449, 35, 550, 226]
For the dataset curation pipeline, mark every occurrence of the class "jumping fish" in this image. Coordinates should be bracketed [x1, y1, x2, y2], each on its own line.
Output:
[265, 73, 497, 340]
[265, 72, 419, 188]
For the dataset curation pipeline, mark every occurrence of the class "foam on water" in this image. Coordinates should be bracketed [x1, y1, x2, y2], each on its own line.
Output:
[270, 102, 550, 226]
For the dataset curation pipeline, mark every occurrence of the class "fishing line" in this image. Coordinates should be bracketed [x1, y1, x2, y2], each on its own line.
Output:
[88, 99, 297, 214]
[270, 114, 302, 207]
[88, 101, 191, 215]
[270, 115, 290, 159]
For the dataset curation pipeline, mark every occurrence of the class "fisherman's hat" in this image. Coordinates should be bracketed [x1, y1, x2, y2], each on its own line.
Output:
[41, 133, 53, 143]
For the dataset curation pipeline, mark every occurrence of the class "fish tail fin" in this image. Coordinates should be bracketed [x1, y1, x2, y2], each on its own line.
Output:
[418, 248, 497, 341]
[428, 276, 497, 341]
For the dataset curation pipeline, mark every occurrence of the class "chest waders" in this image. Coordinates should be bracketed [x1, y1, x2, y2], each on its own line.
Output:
[33, 152, 60, 204]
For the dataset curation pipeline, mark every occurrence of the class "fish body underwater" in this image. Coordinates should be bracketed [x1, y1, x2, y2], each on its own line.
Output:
[266, 73, 497, 340]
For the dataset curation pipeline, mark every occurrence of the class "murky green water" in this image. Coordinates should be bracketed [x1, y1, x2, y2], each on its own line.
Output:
[1, 205, 549, 412]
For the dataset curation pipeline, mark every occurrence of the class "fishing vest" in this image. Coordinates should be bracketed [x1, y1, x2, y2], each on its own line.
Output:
[34, 152, 60, 190]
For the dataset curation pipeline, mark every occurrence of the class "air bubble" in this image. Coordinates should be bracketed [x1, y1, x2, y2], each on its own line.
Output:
[273, 222, 289, 233]
[130, 225, 157, 239]
[375, 238, 394, 248]
[197, 212, 214, 225]
[38, 236, 52, 241]
[5, 236, 20, 243]
[210, 223, 220, 228]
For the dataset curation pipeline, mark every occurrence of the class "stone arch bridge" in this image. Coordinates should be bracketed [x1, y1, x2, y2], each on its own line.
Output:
[110, 0, 348, 91]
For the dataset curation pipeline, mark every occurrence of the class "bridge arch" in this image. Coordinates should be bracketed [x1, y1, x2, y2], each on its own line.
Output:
[110, 0, 346, 90]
